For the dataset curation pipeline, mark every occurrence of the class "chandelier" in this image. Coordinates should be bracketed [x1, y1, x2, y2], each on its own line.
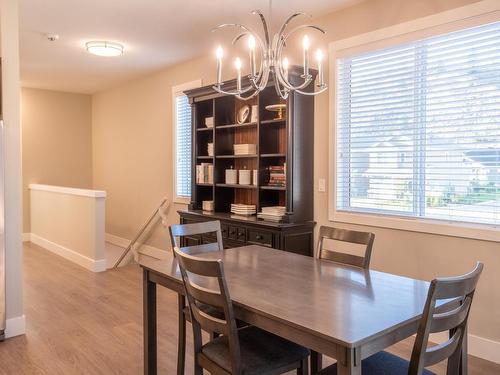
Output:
[212, 8, 327, 100]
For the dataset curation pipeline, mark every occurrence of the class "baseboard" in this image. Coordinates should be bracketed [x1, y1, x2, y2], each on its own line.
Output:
[5, 315, 26, 338]
[429, 331, 500, 364]
[105, 233, 170, 260]
[31, 233, 107, 273]
[22, 233, 31, 242]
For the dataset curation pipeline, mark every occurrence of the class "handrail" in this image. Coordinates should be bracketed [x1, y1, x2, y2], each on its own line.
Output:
[113, 198, 170, 268]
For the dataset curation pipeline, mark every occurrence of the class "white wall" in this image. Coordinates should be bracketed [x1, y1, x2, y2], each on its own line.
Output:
[1, 0, 24, 338]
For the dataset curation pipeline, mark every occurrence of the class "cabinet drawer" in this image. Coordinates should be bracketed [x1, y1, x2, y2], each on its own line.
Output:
[247, 229, 273, 247]
[221, 224, 229, 239]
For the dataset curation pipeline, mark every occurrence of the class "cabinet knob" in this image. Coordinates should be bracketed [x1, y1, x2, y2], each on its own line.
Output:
[256, 235, 263, 240]
[230, 230, 236, 235]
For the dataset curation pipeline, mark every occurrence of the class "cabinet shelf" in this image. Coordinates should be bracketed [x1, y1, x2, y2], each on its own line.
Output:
[216, 154, 258, 159]
[261, 118, 286, 125]
[216, 122, 257, 130]
[196, 183, 213, 187]
[216, 184, 257, 189]
[197, 127, 213, 132]
[260, 153, 286, 158]
[197, 156, 213, 160]
[260, 185, 286, 191]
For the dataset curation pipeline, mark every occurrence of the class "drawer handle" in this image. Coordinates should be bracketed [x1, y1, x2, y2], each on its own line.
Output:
[255, 235, 263, 240]
[230, 230, 236, 235]
[238, 232, 245, 236]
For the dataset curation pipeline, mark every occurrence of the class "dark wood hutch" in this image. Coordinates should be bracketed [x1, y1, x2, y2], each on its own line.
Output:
[178, 68, 315, 256]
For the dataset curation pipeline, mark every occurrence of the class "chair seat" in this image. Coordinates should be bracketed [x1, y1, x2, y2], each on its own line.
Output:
[317, 351, 436, 375]
[201, 326, 310, 375]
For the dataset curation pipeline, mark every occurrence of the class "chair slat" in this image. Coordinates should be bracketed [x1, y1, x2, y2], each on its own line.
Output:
[429, 297, 471, 333]
[424, 329, 462, 367]
[181, 242, 220, 255]
[191, 305, 228, 335]
[185, 281, 226, 309]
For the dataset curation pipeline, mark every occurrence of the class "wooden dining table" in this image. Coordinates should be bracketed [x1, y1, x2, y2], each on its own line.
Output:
[140, 245, 463, 375]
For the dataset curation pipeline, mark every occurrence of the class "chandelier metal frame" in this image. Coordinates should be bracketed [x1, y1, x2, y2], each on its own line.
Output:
[212, 10, 327, 101]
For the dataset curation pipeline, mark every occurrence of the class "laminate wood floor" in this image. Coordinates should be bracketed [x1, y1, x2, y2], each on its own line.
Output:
[0, 242, 498, 374]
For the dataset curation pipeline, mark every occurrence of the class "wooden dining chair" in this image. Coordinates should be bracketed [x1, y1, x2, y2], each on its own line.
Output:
[316, 225, 375, 269]
[317, 262, 484, 375]
[311, 226, 376, 373]
[169, 220, 224, 254]
[169, 220, 225, 375]
[173, 246, 310, 375]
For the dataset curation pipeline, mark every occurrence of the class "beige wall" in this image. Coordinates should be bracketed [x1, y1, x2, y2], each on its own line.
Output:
[22, 88, 93, 233]
[91, 0, 500, 352]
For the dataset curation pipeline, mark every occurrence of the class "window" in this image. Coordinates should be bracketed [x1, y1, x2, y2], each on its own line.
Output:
[173, 80, 201, 203]
[334, 19, 500, 234]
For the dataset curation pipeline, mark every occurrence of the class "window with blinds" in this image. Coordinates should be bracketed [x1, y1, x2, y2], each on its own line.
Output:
[175, 93, 192, 199]
[336, 21, 500, 226]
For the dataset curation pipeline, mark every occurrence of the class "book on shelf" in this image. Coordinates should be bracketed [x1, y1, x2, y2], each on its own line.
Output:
[196, 163, 213, 184]
[267, 163, 286, 187]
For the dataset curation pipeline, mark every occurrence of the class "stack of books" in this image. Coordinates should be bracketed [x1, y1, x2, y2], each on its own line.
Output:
[196, 163, 213, 184]
[267, 164, 286, 187]
[230, 203, 256, 216]
[234, 144, 257, 155]
[207, 143, 214, 156]
[257, 206, 286, 222]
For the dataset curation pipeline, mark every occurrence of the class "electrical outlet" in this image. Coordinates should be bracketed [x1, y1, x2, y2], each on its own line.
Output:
[318, 178, 326, 192]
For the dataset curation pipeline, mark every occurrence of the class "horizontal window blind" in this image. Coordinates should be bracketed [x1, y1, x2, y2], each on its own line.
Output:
[336, 21, 500, 226]
[175, 94, 192, 198]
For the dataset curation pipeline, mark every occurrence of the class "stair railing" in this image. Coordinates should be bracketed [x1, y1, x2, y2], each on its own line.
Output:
[113, 198, 169, 268]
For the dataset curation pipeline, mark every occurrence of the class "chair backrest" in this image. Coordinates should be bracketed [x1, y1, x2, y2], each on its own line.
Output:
[409, 262, 484, 375]
[169, 220, 224, 255]
[316, 225, 375, 269]
[173, 246, 242, 374]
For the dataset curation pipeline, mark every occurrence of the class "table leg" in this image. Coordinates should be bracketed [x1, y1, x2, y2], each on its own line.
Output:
[177, 294, 186, 375]
[336, 347, 361, 375]
[311, 350, 323, 374]
[144, 270, 157, 375]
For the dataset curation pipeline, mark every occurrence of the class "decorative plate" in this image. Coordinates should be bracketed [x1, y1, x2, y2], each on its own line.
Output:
[237, 105, 250, 124]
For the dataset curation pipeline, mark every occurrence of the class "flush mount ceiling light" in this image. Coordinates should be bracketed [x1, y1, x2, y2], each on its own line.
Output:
[85, 41, 124, 57]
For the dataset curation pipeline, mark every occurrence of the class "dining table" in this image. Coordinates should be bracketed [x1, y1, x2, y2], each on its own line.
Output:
[140, 244, 464, 375]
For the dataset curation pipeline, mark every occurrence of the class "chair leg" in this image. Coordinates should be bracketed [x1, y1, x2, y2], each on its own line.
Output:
[194, 356, 203, 375]
[298, 358, 309, 375]
[311, 350, 322, 374]
[177, 294, 186, 375]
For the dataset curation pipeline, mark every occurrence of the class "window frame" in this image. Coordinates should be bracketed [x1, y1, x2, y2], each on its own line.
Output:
[328, 1, 500, 242]
[172, 80, 202, 204]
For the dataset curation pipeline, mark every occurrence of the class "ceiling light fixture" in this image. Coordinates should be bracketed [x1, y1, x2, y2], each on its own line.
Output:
[212, 1, 327, 100]
[85, 41, 124, 57]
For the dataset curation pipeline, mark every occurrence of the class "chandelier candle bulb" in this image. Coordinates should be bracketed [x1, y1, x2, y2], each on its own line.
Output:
[316, 49, 324, 87]
[282, 57, 289, 81]
[216, 46, 223, 85]
[302, 35, 310, 77]
[235, 57, 242, 92]
[248, 35, 256, 77]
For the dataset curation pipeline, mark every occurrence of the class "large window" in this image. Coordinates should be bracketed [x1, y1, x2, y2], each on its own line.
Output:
[335, 20, 500, 229]
[173, 80, 201, 203]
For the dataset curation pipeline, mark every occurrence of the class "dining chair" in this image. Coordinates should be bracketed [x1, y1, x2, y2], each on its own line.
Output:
[169, 220, 225, 375]
[311, 225, 376, 373]
[173, 246, 310, 375]
[316, 225, 375, 269]
[169, 220, 224, 254]
[317, 262, 484, 375]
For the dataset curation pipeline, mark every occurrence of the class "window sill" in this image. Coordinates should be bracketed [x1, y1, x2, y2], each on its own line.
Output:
[329, 209, 500, 243]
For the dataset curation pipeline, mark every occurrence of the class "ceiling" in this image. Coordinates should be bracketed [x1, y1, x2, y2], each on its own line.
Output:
[19, 0, 358, 94]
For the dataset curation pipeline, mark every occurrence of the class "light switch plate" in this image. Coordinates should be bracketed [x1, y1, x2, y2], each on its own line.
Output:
[318, 178, 326, 192]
